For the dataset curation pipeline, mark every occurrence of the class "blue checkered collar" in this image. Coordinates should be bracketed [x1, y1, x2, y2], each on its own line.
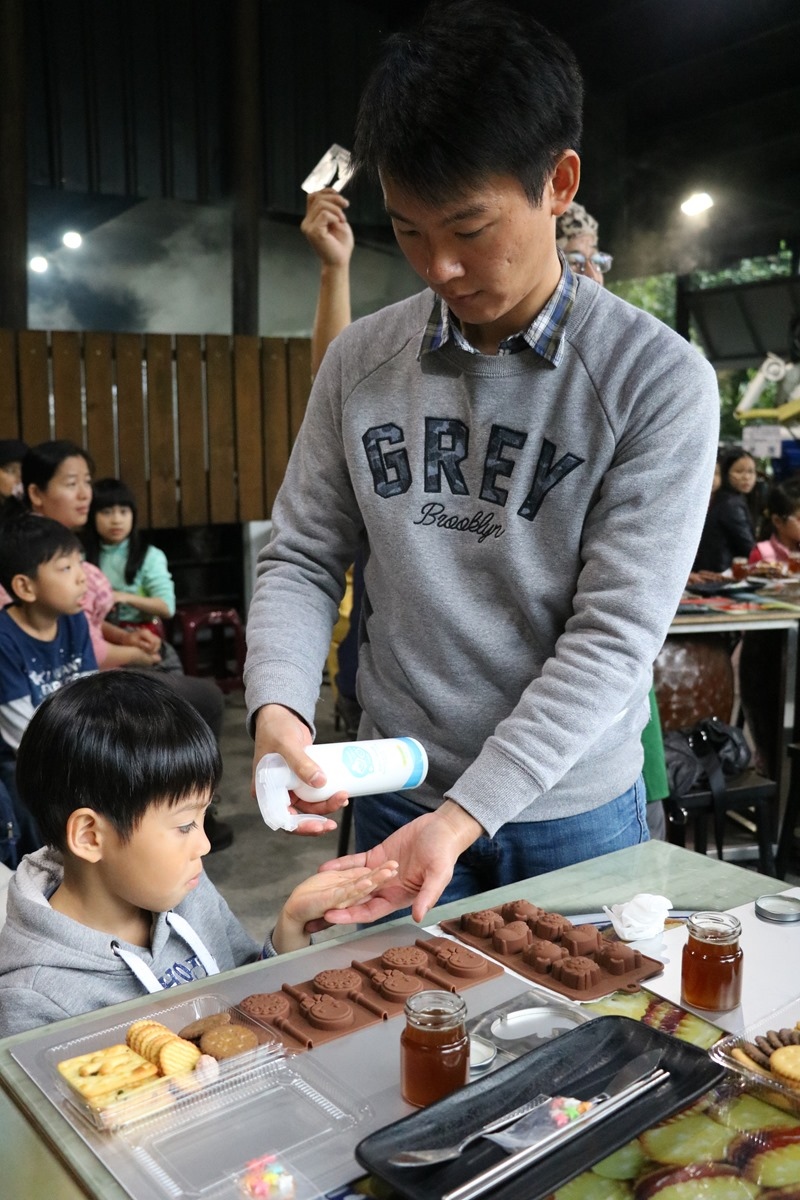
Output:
[418, 253, 577, 365]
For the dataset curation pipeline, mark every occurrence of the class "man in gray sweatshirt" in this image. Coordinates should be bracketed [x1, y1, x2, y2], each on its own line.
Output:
[244, 0, 719, 922]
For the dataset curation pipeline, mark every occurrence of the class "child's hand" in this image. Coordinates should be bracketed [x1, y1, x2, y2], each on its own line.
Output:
[271, 862, 398, 953]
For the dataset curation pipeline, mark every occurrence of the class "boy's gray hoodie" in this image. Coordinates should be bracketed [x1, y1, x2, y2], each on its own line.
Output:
[0, 848, 264, 1039]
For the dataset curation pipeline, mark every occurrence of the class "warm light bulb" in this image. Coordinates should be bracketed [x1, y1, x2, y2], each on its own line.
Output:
[62, 230, 82, 248]
[29, 256, 48, 273]
[680, 192, 714, 216]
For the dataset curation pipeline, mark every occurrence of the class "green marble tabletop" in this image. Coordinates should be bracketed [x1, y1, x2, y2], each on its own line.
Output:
[0, 841, 780, 1200]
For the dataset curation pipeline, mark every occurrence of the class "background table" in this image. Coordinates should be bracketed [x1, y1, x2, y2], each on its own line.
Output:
[0, 840, 780, 1200]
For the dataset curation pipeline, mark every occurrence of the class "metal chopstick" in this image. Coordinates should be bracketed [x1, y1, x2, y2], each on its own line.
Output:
[442, 1067, 670, 1200]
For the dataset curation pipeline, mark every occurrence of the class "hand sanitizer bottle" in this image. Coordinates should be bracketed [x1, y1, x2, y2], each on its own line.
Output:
[255, 737, 428, 831]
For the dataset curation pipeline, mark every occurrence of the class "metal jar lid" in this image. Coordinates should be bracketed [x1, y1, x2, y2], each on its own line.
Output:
[755, 893, 800, 923]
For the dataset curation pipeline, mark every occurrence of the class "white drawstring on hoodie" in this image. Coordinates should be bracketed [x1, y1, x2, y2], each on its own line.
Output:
[112, 910, 220, 994]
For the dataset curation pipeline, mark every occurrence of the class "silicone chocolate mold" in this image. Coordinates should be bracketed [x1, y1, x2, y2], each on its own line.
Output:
[234, 937, 503, 1052]
[439, 901, 663, 1001]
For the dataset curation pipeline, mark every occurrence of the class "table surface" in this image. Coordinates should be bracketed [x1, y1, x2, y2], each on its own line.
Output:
[0, 840, 782, 1200]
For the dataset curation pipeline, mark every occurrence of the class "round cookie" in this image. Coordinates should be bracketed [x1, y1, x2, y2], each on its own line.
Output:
[200, 1023, 259, 1060]
[770, 1044, 800, 1089]
[179, 1012, 232, 1042]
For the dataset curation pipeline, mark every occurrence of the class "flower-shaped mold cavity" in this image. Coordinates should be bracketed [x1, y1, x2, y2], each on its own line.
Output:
[551, 955, 602, 991]
[597, 942, 642, 975]
[238, 992, 291, 1021]
[492, 920, 533, 955]
[521, 937, 568, 974]
[431, 944, 489, 978]
[533, 912, 573, 942]
[381, 945, 429, 971]
[372, 968, 423, 1001]
[313, 968, 362, 997]
[500, 900, 543, 925]
[299, 994, 354, 1030]
[562, 924, 602, 957]
[461, 909, 504, 938]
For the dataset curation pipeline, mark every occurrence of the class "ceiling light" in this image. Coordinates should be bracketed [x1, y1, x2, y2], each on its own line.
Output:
[680, 192, 714, 217]
[62, 230, 82, 248]
[29, 256, 48, 273]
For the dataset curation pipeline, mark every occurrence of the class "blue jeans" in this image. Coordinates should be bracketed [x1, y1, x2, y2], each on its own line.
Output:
[353, 777, 648, 913]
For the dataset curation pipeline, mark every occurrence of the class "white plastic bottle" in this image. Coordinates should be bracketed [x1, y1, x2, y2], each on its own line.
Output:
[255, 737, 428, 831]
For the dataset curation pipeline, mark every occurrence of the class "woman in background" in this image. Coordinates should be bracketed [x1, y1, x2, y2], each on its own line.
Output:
[694, 450, 758, 573]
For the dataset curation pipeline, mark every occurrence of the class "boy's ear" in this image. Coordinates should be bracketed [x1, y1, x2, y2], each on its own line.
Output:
[9, 572, 36, 604]
[549, 150, 581, 217]
[65, 808, 109, 863]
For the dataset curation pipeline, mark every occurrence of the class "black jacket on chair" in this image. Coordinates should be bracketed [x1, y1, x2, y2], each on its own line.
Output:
[694, 490, 755, 573]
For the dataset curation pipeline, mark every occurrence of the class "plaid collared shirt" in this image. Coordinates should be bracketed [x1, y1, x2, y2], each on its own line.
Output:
[418, 254, 577, 365]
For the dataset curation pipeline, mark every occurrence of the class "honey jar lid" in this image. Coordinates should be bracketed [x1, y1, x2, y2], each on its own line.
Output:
[755, 894, 800, 923]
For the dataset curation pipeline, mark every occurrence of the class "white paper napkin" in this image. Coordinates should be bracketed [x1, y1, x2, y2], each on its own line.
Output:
[602, 893, 673, 941]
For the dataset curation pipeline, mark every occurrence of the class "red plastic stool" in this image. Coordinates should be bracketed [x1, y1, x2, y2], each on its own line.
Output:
[173, 605, 246, 693]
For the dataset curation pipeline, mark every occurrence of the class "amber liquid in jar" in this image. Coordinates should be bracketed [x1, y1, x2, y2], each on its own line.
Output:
[681, 912, 743, 1011]
[400, 990, 469, 1108]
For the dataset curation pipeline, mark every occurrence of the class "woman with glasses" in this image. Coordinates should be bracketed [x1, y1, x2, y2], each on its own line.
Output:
[556, 201, 613, 282]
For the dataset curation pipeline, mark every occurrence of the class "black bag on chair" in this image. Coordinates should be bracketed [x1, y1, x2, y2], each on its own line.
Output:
[663, 716, 752, 859]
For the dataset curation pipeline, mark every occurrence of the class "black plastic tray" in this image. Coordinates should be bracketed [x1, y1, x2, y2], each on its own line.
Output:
[355, 1015, 725, 1200]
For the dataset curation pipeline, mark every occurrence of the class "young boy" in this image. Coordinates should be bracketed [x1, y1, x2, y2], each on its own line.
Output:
[0, 514, 97, 752]
[0, 671, 395, 1037]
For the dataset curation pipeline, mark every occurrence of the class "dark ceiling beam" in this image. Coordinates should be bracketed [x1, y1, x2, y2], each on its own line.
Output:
[231, 0, 261, 336]
[0, 0, 27, 329]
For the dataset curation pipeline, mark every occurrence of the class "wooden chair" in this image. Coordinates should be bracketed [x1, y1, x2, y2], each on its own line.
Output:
[654, 635, 778, 876]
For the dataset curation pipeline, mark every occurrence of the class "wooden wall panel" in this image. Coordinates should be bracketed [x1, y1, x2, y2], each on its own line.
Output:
[262, 337, 291, 513]
[83, 333, 116, 479]
[287, 337, 311, 443]
[0, 331, 19, 436]
[17, 331, 51, 446]
[176, 335, 208, 526]
[51, 331, 83, 445]
[146, 334, 178, 528]
[206, 334, 237, 524]
[115, 333, 149, 526]
[233, 334, 264, 521]
[3, 329, 313, 527]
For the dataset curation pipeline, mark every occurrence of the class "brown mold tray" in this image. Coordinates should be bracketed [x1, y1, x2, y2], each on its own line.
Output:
[438, 899, 664, 1001]
[232, 936, 503, 1052]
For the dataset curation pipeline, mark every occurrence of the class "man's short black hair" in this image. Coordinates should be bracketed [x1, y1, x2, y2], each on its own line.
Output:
[0, 514, 83, 597]
[16, 672, 222, 851]
[352, 0, 583, 206]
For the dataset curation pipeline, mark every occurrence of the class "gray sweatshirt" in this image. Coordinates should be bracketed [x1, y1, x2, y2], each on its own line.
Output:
[0, 848, 263, 1038]
[245, 279, 719, 835]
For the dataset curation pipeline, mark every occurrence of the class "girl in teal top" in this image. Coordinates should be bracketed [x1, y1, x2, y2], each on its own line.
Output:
[83, 479, 175, 628]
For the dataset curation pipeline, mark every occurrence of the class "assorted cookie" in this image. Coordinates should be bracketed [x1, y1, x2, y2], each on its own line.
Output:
[732, 1023, 800, 1091]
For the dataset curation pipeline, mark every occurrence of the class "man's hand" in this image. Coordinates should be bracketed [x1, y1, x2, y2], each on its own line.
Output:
[272, 861, 399, 952]
[251, 703, 348, 835]
[318, 801, 484, 923]
[301, 189, 354, 268]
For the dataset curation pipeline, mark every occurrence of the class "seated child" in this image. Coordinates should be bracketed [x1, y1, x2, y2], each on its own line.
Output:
[0, 513, 97, 751]
[0, 671, 395, 1037]
[82, 477, 176, 639]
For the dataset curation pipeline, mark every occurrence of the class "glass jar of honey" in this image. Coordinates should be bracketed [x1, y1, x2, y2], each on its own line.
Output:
[400, 990, 469, 1107]
[681, 911, 743, 1011]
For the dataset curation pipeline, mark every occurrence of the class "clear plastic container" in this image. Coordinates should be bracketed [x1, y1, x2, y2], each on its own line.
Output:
[44, 992, 283, 1131]
[710, 995, 800, 1113]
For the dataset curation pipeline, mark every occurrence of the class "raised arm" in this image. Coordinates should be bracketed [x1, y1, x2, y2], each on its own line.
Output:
[301, 188, 354, 376]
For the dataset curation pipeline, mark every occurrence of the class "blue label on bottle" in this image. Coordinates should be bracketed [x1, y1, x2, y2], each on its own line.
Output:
[341, 744, 375, 779]
[399, 737, 426, 788]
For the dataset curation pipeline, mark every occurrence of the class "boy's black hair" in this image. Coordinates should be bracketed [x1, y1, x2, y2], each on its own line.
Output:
[22, 440, 95, 497]
[83, 477, 149, 584]
[351, 0, 584, 207]
[0, 514, 83, 598]
[16, 672, 221, 852]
